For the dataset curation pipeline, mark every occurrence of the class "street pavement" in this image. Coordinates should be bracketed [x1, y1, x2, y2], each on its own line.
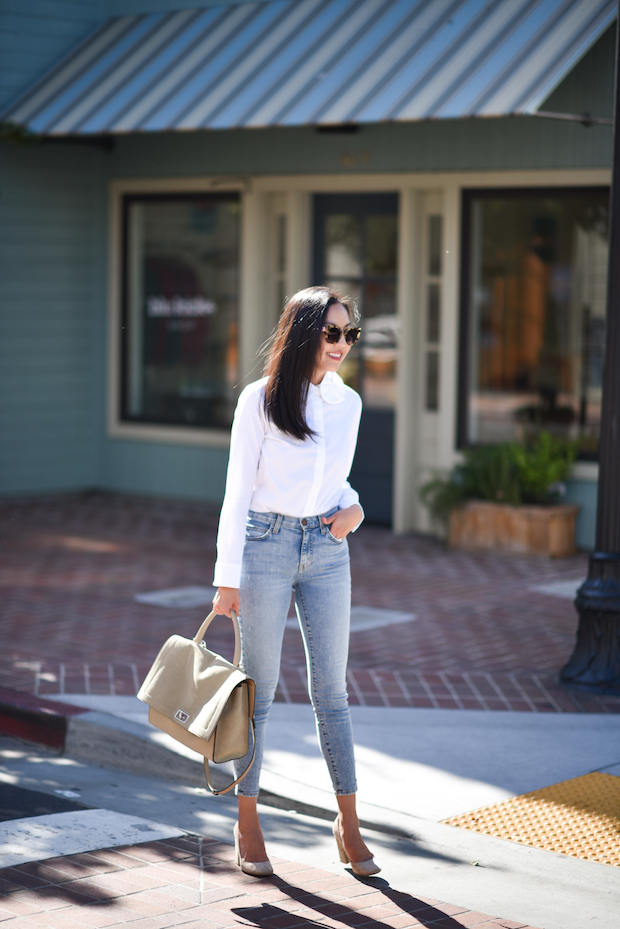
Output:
[1, 492, 620, 929]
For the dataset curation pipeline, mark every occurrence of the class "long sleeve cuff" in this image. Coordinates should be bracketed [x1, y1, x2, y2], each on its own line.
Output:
[351, 504, 365, 532]
[213, 562, 242, 589]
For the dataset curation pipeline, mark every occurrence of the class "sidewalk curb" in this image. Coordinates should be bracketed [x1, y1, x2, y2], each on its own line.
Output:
[0, 687, 89, 750]
[64, 713, 219, 786]
[0, 688, 238, 794]
[0, 691, 344, 821]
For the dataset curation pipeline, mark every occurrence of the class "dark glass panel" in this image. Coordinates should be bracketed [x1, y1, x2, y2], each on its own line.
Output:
[425, 350, 439, 412]
[427, 282, 441, 344]
[428, 215, 443, 276]
[365, 215, 398, 275]
[123, 194, 240, 429]
[321, 212, 398, 410]
[465, 191, 608, 451]
[325, 215, 363, 278]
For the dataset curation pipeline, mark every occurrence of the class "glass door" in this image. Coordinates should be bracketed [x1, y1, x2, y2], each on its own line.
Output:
[313, 193, 398, 524]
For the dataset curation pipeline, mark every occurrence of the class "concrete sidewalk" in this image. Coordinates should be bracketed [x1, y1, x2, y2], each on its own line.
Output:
[1, 693, 617, 929]
[44, 693, 620, 819]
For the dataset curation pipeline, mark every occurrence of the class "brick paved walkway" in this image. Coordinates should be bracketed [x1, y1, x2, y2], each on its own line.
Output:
[0, 835, 541, 929]
[1, 492, 619, 714]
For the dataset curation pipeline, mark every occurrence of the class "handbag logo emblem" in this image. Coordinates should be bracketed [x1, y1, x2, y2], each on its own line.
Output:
[174, 709, 190, 724]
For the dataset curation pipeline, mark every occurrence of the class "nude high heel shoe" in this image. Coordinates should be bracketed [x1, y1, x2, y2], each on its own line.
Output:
[233, 822, 273, 877]
[332, 817, 381, 877]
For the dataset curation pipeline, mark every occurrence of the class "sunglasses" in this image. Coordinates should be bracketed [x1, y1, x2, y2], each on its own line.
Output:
[321, 323, 362, 345]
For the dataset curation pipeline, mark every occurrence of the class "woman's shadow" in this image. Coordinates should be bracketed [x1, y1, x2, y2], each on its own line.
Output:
[232, 875, 468, 928]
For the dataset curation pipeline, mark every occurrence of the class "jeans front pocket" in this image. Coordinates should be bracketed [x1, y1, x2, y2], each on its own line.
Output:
[245, 515, 272, 541]
[327, 528, 345, 544]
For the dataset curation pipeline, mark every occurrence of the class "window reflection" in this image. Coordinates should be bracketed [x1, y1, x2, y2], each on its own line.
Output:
[326, 215, 362, 277]
[427, 283, 441, 343]
[122, 194, 240, 429]
[428, 215, 443, 277]
[322, 211, 398, 409]
[466, 191, 608, 454]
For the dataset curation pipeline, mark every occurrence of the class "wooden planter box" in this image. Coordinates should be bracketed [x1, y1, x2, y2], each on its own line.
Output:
[448, 501, 579, 558]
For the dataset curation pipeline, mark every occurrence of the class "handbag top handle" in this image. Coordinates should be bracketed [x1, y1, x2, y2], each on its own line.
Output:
[193, 610, 241, 667]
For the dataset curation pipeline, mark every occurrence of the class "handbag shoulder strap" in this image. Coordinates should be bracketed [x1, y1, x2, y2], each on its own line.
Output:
[193, 608, 251, 794]
[194, 610, 241, 667]
[204, 719, 256, 796]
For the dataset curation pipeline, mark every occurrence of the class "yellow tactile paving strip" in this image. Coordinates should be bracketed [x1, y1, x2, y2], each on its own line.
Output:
[442, 772, 620, 867]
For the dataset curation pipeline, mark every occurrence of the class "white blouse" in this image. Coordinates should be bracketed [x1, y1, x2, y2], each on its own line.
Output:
[213, 371, 363, 589]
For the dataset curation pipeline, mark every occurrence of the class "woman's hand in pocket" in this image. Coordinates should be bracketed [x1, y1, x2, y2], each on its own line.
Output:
[322, 504, 363, 540]
[213, 586, 240, 617]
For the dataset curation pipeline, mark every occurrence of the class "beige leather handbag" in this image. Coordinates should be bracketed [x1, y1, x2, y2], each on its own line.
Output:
[137, 610, 255, 795]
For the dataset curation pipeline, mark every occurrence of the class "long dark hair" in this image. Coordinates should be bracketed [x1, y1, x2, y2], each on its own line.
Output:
[263, 286, 353, 440]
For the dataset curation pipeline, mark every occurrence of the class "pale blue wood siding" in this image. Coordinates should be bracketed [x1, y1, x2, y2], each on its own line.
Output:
[0, 142, 106, 492]
[0, 138, 230, 501]
[108, 113, 612, 179]
[101, 440, 228, 502]
[542, 23, 615, 120]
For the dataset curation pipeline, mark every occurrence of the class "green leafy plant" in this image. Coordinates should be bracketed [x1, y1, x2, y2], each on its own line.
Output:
[511, 431, 577, 505]
[420, 432, 577, 522]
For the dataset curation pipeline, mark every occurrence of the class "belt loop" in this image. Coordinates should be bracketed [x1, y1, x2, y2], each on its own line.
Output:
[273, 513, 283, 534]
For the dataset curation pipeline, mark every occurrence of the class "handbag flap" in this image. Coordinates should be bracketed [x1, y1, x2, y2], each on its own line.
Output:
[188, 669, 247, 741]
[137, 634, 248, 741]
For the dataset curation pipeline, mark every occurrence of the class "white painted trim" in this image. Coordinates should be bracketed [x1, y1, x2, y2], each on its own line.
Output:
[393, 189, 422, 534]
[239, 189, 268, 383]
[109, 177, 249, 195]
[108, 169, 610, 196]
[107, 180, 122, 442]
[248, 168, 610, 192]
[286, 189, 311, 294]
[107, 423, 231, 447]
[438, 180, 461, 471]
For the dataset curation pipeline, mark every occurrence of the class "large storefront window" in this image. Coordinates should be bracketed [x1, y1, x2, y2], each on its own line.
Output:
[460, 188, 608, 456]
[121, 193, 240, 430]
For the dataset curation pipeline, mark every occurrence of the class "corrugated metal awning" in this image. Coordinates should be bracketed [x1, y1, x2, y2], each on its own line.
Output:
[2, 0, 616, 135]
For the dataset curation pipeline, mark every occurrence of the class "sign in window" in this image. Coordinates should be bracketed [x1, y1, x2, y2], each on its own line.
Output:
[121, 193, 240, 430]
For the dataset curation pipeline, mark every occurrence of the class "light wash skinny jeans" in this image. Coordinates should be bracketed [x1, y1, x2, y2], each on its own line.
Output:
[233, 508, 357, 798]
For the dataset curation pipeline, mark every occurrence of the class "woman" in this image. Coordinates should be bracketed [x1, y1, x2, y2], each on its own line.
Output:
[213, 286, 379, 878]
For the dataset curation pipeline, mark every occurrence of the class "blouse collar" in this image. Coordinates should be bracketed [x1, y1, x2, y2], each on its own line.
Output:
[309, 372, 347, 404]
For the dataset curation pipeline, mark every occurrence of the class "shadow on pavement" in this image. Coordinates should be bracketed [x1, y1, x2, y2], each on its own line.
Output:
[234, 879, 470, 927]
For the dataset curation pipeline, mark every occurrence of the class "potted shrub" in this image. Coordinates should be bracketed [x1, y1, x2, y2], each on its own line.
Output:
[420, 432, 579, 557]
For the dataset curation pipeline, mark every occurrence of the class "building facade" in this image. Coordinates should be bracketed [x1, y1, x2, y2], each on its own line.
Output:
[0, 0, 615, 546]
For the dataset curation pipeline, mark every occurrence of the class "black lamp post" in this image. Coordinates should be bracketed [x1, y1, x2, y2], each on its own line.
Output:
[560, 5, 620, 695]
